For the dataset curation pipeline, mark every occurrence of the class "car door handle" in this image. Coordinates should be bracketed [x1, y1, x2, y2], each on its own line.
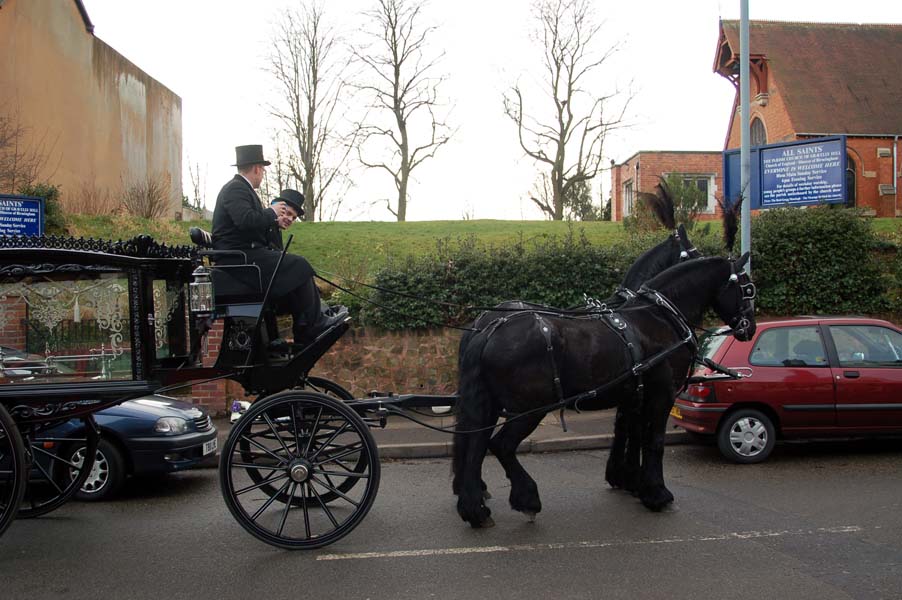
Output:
[843, 371, 860, 379]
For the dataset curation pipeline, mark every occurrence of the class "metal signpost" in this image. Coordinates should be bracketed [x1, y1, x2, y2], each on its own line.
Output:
[740, 0, 751, 273]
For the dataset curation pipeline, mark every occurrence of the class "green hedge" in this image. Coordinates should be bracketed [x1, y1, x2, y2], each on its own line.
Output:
[343, 208, 899, 330]
[751, 207, 891, 315]
[352, 227, 727, 329]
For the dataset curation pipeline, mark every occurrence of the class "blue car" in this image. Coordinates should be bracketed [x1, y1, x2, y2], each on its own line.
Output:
[41, 395, 218, 501]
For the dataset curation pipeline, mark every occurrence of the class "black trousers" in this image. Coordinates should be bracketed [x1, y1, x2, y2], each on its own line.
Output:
[269, 277, 322, 341]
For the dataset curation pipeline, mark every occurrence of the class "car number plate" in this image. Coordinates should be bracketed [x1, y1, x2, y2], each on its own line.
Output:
[669, 405, 682, 419]
[203, 438, 218, 456]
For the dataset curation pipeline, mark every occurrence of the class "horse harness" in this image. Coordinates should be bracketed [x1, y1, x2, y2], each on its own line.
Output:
[481, 287, 700, 431]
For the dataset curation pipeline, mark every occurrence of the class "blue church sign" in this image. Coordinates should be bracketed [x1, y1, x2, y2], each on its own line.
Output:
[0, 194, 45, 236]
[723, 136, 847, 209]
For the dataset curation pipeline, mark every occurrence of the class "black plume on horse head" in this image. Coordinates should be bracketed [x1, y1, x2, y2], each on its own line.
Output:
[637, 178, 676, 231]
[718, 195, 743, 254]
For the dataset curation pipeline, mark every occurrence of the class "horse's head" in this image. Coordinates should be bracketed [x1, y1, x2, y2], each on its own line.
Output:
[711, 252, 757, 342]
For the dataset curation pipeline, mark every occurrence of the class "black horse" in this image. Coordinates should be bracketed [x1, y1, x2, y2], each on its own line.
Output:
[452, 252, 756, 528]
[454, 182, 698, 500]
[605, 197, 745, 493]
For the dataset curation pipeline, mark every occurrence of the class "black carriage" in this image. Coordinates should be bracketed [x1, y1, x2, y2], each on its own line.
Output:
[0, 195, 757, 549]
[0, 232, 400, 548]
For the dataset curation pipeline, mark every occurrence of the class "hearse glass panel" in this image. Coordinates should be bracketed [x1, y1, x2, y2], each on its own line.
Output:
[0, 272, 133, 383]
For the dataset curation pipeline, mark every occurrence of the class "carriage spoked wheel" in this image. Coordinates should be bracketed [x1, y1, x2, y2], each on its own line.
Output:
[237, 376, 367, 506]
[0, 404, 27, 537]
[17, 415, 99, 519]
[221, 390, 380, 549]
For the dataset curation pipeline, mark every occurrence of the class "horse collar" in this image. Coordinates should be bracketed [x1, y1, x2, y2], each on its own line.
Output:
[636, 286, 697, 350]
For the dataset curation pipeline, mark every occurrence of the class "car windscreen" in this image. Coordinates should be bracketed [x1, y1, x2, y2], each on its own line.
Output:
[698, 330, 728, 361]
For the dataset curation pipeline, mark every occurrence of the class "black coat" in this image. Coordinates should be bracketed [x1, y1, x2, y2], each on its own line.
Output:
[211, 175, 313, 298]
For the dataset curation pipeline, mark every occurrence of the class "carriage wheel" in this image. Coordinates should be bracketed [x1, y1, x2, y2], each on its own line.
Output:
[238, 376, 365, 506]
[17, 416, 99, 519]
[221, 390, 380, 550]
[0, 404, 27, 537]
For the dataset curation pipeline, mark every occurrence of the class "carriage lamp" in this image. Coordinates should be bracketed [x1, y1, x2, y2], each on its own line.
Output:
[189, 265, 214, 315]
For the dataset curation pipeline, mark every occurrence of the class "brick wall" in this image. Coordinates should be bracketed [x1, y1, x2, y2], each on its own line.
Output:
[0, 297, 27, 350]
[186, 325, 462, 415]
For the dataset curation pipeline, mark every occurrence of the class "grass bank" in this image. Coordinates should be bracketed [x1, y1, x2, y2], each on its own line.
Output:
[65, 214, 900, 278]
[66, 216, 627, 274]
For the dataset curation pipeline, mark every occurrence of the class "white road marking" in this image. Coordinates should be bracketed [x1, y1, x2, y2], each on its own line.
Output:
[316, 525, 862, 561]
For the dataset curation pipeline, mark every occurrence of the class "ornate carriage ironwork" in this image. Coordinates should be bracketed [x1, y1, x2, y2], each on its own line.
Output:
[0, 234, 201, 423]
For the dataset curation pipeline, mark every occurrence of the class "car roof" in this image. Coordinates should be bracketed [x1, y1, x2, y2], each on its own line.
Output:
[755, 316, 900, 329]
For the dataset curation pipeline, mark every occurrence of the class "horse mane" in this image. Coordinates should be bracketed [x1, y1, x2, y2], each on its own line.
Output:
[638, 179, 676, 230]
[621, 236, 679, 290]
[718, 196, 743, 254]
[641, 256, 729, 301]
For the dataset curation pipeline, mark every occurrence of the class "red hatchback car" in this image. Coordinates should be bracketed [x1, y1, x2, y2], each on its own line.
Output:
[672, 317, 902, 463]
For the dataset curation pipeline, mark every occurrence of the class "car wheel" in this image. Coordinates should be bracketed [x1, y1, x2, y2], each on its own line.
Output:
[70, 439, 126, 502]
[717, 409, 776, 464]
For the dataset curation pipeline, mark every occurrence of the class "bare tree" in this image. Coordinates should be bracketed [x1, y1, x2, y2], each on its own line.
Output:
[505, 0, 630, 220]
[354, 0, 452, 222]
[0, 106, 59, 194]
[187, 158, 206, 212]
[258, 135, 293, 207]
[268, 3, 357, 222]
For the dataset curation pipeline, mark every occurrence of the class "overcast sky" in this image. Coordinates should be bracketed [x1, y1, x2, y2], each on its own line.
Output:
[82, 0, 902, 221]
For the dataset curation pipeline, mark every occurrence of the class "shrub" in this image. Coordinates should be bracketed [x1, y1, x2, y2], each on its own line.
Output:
[122, 175, 172, 219]
[17, 182, 66, 235]
[68, 176, 120, 216]
[751, 207, 889, 315]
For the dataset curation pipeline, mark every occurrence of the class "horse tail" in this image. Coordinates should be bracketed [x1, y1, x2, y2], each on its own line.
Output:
[452, 327, 493, 495]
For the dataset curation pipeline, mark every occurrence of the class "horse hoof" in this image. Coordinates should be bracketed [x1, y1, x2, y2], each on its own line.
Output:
[640, 487, 675, 511]
[523, 511, 537, 523]
[479, 516, 496, 528]
[483, 490, 492, 500]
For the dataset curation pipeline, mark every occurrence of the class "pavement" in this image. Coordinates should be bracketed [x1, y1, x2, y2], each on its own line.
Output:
[208, 408, 690, 462]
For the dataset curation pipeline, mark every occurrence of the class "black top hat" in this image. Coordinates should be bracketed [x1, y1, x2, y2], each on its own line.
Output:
[232, 144, 271, 167]
[274, 189, 305, 217]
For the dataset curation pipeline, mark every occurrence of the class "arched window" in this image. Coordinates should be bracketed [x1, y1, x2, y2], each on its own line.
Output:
[845, 154, 856, 207]
[750, 118, 766, 146]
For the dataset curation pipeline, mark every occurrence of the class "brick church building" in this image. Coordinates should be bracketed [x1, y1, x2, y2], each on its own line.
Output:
[611, 19, 902, 220]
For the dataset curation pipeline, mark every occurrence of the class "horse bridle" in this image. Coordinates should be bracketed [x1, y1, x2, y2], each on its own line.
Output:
[722, 263, 756, 339]
[673, 228, 700, 261]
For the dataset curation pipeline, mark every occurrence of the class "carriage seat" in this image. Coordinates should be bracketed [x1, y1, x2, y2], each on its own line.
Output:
[189, 227, 213, 248]
[188, 227, 263, 305]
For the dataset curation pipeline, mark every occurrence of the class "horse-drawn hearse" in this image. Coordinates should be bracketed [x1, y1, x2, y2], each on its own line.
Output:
[0, 187, 757, 550]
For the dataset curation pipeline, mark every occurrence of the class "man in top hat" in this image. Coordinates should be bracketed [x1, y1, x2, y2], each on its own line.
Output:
[212, 145, 345, 345]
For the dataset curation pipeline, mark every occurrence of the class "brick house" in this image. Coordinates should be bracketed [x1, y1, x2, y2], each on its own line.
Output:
[611, 20, 902, 221]
[610, 151, 724, 222]
[715, 20, 902, 217]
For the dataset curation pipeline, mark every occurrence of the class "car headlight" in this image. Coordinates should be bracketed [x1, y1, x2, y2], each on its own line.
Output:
[154, 417, 188, 435]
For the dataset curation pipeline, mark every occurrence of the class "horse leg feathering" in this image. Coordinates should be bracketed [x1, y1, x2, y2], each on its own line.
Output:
[489, 413, 544, 521]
